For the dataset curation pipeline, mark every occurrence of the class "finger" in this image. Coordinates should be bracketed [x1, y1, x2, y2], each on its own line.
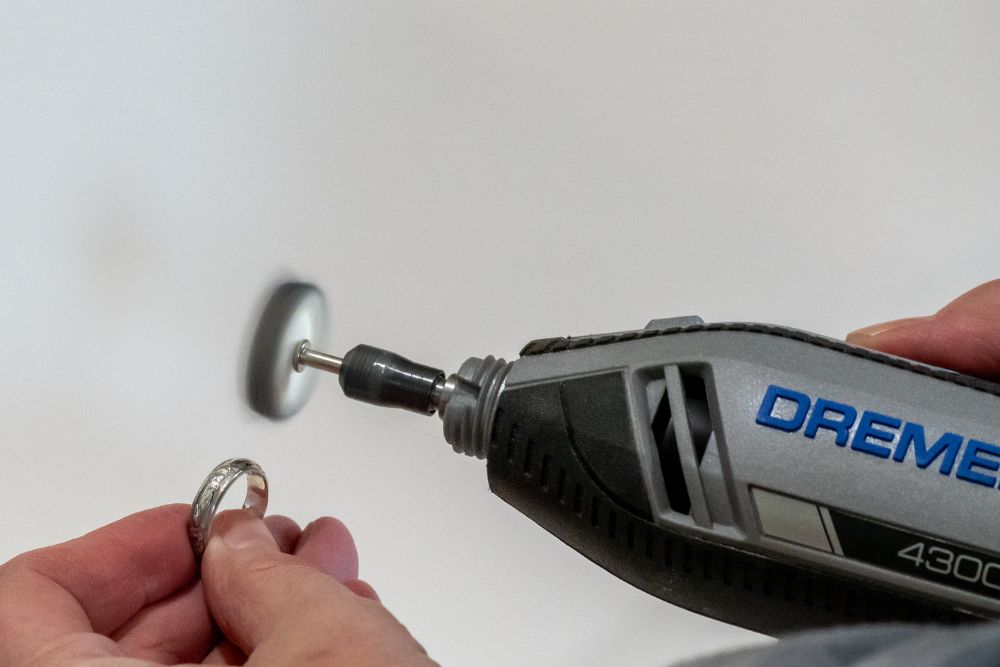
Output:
[847, 280, 1000, 381]
[201, 511, 434, 665]
[265, 515, 302, 553]
[202, 640, 246, 665]
[201, 515, 362, 663]
[112, 581, 214, 664]
[0, 504, 197, 662]
[108, 514, 299, 664]
[344, 579, 380, 601]
[202, 516, 366, 665]
[293, 517, 358, 581]
[202, 510, 355, 650]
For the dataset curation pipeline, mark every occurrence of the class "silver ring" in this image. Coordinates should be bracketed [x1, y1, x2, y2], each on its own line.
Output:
[188, 458, 268, 557]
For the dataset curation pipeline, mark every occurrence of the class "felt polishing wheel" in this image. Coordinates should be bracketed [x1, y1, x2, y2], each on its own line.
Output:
[247, 282, 327, 419]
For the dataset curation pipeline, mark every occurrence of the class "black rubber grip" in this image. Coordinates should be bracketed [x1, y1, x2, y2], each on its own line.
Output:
[487, 378, 982, 635]
[339, 344, 444, 414]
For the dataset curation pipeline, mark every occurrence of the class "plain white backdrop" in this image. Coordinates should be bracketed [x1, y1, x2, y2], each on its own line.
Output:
[2, 3, 999, 665]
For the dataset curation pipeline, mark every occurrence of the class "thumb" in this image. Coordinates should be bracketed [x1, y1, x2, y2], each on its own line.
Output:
[201, 510, 435, 666]
[846, 279, 1000, 382]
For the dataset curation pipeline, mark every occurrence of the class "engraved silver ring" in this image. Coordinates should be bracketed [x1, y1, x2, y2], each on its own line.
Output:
[188, 458, 268, 557]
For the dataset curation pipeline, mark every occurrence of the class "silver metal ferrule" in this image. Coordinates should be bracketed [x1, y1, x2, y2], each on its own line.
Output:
[430, 374, 457, 413]
[294, 340, 343, 374]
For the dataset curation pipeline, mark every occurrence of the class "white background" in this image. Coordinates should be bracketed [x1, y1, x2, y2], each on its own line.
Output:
[2, 3, 999, 665]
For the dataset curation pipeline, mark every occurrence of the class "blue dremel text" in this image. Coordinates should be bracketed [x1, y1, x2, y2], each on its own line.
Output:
[756, 385, 1000, 489]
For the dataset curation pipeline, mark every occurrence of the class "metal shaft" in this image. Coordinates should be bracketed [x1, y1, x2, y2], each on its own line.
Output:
[294, 341, 343, 374]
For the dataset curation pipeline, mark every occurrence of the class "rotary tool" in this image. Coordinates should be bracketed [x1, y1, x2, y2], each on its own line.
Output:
[246, 282, 1000, 634]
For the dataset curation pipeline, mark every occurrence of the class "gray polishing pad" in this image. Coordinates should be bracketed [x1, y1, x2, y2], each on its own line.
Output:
[246, 282, 327, 419]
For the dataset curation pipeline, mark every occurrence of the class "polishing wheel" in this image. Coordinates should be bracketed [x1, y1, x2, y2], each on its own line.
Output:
[246, 282, 328, 419]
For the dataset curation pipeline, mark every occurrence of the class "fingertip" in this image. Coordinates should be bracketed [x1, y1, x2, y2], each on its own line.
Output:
[844, 331, 872, 347]
[162, 503, 195, 520]
[343, 579, 380, 601]
[846, 317, 929, 347]
[264, 515, 302, 553]
[295, 517, 359, 582]
[847, 313, 1000, 381]
[206, 510, 279, 556]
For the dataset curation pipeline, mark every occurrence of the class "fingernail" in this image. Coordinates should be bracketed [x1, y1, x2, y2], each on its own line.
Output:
[847, 317, 925, 341]
[217, 514, 275, 551]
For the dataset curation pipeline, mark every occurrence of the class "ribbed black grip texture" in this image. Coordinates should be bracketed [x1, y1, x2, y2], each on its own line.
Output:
[339, 344, 444, 414]
[486, 376, 982, 636]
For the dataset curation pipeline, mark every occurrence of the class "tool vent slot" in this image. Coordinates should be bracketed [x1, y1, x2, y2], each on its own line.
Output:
[649, 366, 716, 522]
[681, 371, 713, 465]
[651, 385, 691, 514]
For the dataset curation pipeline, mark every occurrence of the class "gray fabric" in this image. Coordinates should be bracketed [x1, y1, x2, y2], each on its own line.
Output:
[678, 623, 1000, 667]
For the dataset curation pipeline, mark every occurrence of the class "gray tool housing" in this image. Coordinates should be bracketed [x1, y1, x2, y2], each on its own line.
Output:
[439, 319, 1000, 633]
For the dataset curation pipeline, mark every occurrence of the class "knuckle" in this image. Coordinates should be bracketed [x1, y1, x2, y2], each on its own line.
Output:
[242, 555, 284, 577]
[0, 552, 39, 587]
[224, 551, 320, 590]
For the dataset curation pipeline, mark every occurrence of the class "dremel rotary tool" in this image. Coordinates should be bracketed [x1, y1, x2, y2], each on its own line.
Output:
[246, 282, 1000, 634]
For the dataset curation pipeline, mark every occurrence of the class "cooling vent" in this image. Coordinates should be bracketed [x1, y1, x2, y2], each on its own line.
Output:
[649, 366, 716, 519]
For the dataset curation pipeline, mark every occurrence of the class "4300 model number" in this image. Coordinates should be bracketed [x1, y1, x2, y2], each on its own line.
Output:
[897, 542, 1000, 590]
